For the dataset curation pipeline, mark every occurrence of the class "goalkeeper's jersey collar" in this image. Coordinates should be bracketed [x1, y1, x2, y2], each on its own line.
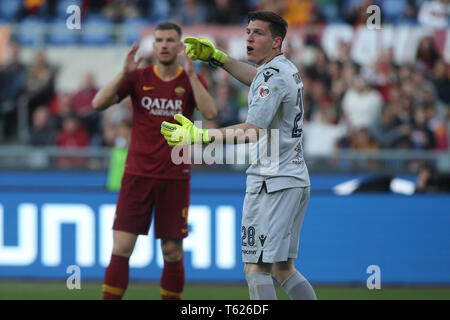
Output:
[257, 53, 284, 71]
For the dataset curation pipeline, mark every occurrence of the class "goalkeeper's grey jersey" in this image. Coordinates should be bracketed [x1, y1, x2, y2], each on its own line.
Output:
[245, 53, 310, 192]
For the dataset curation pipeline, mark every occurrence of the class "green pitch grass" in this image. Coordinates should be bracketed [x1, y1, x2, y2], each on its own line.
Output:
[1, 281, 450, 300]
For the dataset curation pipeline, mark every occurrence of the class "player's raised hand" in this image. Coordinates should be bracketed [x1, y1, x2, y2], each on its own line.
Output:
[182, 47, 196, 77]
[161, 114, 210, 146]
[122, 42, 143, 75]
[184, 37, 227, 69]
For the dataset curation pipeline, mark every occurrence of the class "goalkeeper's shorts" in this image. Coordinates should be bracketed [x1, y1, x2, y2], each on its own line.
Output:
[241, 184, 310, 263]
[113, 173, 190, 238]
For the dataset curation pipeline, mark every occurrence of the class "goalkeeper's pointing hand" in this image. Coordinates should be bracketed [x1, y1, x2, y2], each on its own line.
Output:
[161, 114, 210, 146]
[184, 37, 228, 69]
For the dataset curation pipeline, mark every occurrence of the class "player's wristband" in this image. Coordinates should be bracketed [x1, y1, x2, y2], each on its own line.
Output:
[208, 50, 228, 69]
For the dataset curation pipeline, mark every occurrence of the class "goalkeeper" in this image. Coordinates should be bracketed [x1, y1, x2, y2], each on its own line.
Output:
[161, 11, 316, 300]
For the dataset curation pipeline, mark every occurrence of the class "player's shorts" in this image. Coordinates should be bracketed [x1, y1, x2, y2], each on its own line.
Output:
[241, 182, 310, 263]
[113, 173, 190, 238]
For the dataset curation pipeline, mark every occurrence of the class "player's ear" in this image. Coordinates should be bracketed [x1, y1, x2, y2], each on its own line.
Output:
[272, 36, 282, 51]
[177, 40, 184, 53]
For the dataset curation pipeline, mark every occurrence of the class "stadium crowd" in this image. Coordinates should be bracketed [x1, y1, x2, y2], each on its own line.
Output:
[2, 0, 449, 27]
[0, 0, 449, 161]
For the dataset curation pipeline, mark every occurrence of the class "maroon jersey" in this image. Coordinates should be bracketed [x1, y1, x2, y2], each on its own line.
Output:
[117, 65, 207, 179]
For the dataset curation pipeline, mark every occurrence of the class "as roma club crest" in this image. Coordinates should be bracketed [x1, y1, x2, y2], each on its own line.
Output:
[175, 86, 186, 96]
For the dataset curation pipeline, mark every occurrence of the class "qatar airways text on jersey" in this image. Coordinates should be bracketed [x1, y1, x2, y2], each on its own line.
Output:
[141, 96, 183, 117]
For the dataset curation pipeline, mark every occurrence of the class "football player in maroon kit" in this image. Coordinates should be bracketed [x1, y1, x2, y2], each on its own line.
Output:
[92, 22, 218, 300]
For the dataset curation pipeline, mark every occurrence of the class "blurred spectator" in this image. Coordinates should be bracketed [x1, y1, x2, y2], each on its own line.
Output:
[56, 114, 90, 167]
[303, 4, 326, 47]
[345, 0, 376, 27]
[56, 114, 90, 148]
[102, 120, 117, 147]
[28, 106, 57, 146]
[415, 36, 441, 73]
[342, 76, 383, 130]
[341, 61, 358, 88]
[307, 48, 330, 86]
[15, 0, 46, 21]
[207, 0, 248, 25]
[362, 48, 396, 102]
[198, 63, 215, 91]
[337, 39, 352, 63]
[282, 0, 317, 27]
[258, 0, 285, 15]
[82, 0, 110, 17]
[307, 80, 332, 120]
[0, 41, 27, 142]
[101, 98, 131, 146]
[400, 0, 420, 24]
[337, 127, 380, 162]
[410, 107, 436, 149]
[415, 162, 440, 193]
[431, 59, 450, 104]
[304, 106, 347, 156]
[72, 73, 98, 115]
[71, 72, 100, 139]
[424, 104, 449, 150]
[236, 86, 250, 123]
[172, 0, 208, 26]
[369, 106, 411, 148]
[101, 0, 146, 23]
[115, 119, 132, 148]
[348, 128, 379, 151]
[418, 0, 449, 30]
[49, 92, 74, 124]
[327, 60, 345, 97]
[215, 81, 239, 127]
[26, 51, 57, 124]
[396, 91, 415, 126]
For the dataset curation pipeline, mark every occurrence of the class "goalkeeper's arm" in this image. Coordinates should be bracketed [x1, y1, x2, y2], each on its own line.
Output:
[222, 57, 257, 87]
[184, 37, 256, 87]
[161, 114, 261, 146]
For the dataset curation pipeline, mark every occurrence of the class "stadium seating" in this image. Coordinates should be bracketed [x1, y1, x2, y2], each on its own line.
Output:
[56, 0, 81, 20]
[0, 0, 21, 22]
[121, 18, 147, 45]
[80, 15, 113, 45]
[46, 19, 80, 46]
[382, 0, 407, 24]
[16, 17, 47, 46]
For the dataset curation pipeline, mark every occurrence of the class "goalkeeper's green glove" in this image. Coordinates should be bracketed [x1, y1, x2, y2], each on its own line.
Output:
[161, 114, 210, 146]
[184, 36, 228, 69]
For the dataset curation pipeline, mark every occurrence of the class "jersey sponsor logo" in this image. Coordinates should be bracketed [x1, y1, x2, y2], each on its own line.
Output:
[175, 86, 186, 95]
[259, 235, 267, 246]
[142, 86, 155, 91]
[263, 71, 274, 82]
[258, 85, 271, 99]
[292, 72, 302, 84]
[292, 142, 304, 165]
[141, 97, 183, 117]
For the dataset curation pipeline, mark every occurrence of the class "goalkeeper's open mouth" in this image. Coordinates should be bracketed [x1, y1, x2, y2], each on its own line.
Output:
[247, 46, 254, 55]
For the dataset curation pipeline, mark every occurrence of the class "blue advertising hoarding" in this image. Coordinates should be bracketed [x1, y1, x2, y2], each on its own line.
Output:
[0, 171, 449, 284]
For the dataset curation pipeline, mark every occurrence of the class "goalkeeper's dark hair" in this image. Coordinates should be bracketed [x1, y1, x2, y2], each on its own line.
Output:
[247, 11, 288, 41]
[155, 22, 182, 38]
